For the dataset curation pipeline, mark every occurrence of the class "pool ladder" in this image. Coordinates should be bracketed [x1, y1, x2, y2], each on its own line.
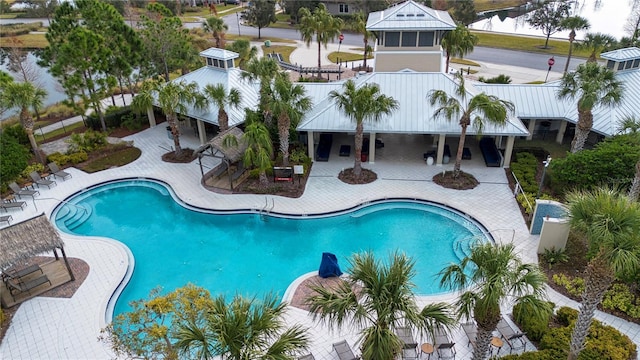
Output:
[260, 197, 275, 221]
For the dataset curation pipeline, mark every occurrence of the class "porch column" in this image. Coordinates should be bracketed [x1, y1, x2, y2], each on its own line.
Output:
[307, 131, 315, 160]
[368, 132, 376, 164]
[436, 134, 446, 165]
[556, 121, 567, 144]
[526, 119, 536, 140]
[503, 136, 515, 168]
[147, 107, 156, 127]
[197, 120, 207, 145]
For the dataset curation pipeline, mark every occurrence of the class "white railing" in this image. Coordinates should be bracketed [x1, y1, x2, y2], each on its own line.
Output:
[511, 171, 533, 214]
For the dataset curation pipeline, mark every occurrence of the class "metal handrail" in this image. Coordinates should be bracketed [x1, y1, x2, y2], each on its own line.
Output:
[34, 197, 89, 214]
[511, 171, 533, 214]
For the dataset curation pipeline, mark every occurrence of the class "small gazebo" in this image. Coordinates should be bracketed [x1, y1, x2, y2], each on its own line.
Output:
[196, 127, 249, 190]
[0, 214, 75, 307]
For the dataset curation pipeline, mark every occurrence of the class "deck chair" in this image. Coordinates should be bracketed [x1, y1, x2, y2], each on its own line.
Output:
[30, 171, 56, 189]
[461, 322, 478, 348]
[396, 327, 418, 349]
[48, 162, 72, 180]
[0, 215, 12, 225]
[1, 200, 27, 212]
[6, 274, 51, 300]
[298, 354, 315, 360]
[9, 182, 39, 199]
[433, 326, 456, 360]
[2, 264, 43, 281]
[497, 317, 527, 353]
[332, 340, 358, 360]
[402, 348, 418, 360]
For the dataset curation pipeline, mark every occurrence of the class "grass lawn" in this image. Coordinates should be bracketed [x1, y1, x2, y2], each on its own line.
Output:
[451, 58, 480, 67]
[0, 13, 20, 19]
[226, 34, 295, 43]
[327, 51, 372, 64]
[80, 146, 142, 173]
[36, 122, 86, 143]
[473, 31, 592, 58]
[2, 33, 48, 48]
[261, 45, 296, 63]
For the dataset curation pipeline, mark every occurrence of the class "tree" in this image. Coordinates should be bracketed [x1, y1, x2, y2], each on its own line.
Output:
[439, 242, 551, 360]
[202, 16, 228, 48]
[244, 0, 277, 39]
[527, 0, 572, 49]
[239, 113, 274, 187]
[625, 1, 640, 44]
[22, 0, 58, 22]
[448, 0, 477, 26]
[353, 12, 376, 71]
[270, 74, 312, 165]
[576, 32, 616, 63]
[441, 23, 478, 74]
[329, 80, 399, 179]
[307, 251, 454, 360]
[617, 116, 640, 201]
[557, 62, 623, 153]
[240, 56, 281, 124]
[565, 188, 640, 360]
[560, 16, 590, 74]
[225, 38, 258, 69]
[298, 3, 344, 76]
[0, 79, 47, 164]
[428, 72, 514, 178]
[202, 84, 242, 132]
[131, 79, 207, 157]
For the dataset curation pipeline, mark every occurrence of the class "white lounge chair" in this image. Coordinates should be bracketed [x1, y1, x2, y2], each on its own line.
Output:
[9, 182, 39, 199]
[48, 162, 72, 180]
[30, 171, 56, 189]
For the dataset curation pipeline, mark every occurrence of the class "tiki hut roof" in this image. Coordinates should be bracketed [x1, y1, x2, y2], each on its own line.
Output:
[196, 127, 247, 163]
[0, 214, 64, 269]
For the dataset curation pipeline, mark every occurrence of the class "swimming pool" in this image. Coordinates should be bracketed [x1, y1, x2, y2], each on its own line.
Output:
[53, 179, 489, 316]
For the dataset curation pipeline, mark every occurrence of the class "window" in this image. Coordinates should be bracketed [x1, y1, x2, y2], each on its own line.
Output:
[418, 31, 434, 46]
[339, 3, 348, 13]
[618, 61, 624, 70]
[606, 60, 615, 69]
[625, 60, 633, 69]
[227, 59, 234, 68]
[207, 58, 213, 66]
[634, 59, 640, 68]
[385, 32, 400, 47]
[402, 31, 417, 47]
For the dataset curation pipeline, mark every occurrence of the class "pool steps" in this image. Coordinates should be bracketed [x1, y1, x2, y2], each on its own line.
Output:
[56, 204, 93, 231]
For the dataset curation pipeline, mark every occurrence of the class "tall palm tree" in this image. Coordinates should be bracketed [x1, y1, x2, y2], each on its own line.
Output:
[617, 116, 640, 201]
[240, 57, 280, 124]
[202, 16, 228, 49]
[329, 80, 399, 179]
[428, 72, 514, 178]
[298, 3, 344, 76]
[225, 38, 258, 69]
[565, 188, 640, 360]
[0, 79, 47, 164]
[576, 32, 616, 63]
[176, 293, 310, 360]
[270, 74, 312, 165]
[560, 16, 590, 74]
[242, 113, 274, 187]
[441, 23, 479, 74]
[353, 12, 376, 71]
[307, 251, 454, 360]
[439, 242, 551, 360]
[131, 79, 207, 157]
[202, 84, 242, 132]
[557, 62, 623, 153]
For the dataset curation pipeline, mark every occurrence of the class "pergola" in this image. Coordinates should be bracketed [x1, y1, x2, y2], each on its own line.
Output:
[196, 127, 248, 190]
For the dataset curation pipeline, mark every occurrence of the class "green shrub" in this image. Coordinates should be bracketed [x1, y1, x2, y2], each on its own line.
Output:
[500, 349, 565, 360]
[516, 192, 535, 214]
[47, 152, 70, 166]
[552, 274, 585, 298]
[67, 130, 107, 153]
[85, 106, 134, 130]
[1, 124, 29, 146]
[44, 102, 76, 119]
[556, 306, 578, 327]
[20, 163, 45, 178]
[121, 113, 146, 131]
[67, 151, 88, 164]
[511, 152, 538, 193]
[512, 301, 554, 342]
[478, 74, 512, 84]
[541, 247, 569, 267]
[0, 135, 30, 191]
[602, 283, 640, 319]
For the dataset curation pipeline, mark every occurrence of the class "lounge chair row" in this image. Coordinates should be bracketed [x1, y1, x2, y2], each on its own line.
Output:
[2, 264, 51, 301]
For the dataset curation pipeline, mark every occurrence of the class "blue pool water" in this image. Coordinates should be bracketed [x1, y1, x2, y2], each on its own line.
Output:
[53, 179, 488, 316]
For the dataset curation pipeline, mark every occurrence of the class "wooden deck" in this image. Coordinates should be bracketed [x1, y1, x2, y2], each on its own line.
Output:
[1, 259, 72, 308]
[204, 164, 248, 190]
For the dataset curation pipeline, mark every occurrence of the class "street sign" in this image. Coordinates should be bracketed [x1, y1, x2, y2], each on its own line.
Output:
[339, 34, 344, 42]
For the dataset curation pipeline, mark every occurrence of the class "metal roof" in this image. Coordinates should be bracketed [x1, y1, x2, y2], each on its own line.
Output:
[601, 47, 640, 61]
[366, 0, 456, 31]
[297, 72, 529, 136]
[199, 48, 239, 61]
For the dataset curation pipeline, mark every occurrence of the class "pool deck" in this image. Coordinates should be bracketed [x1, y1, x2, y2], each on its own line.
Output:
[2, 125, 640, 359]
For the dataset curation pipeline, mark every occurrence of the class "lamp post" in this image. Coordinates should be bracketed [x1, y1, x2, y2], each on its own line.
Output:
[537, 155, 552, 198]
[545, 56, 555, 82]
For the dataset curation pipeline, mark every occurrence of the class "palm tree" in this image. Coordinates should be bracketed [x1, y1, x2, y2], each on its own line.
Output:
[329, 80, 399, 179]
[565, 188, 640, 360]
[131, 79, 207, 157]
[0, 79, 47, 164]
[428, 72, 514, 178]
[307, 251, 454, 360]
[439, 242, 551, 360]
[353, 12, 375, 71]
[225, 38, 258, 69]
[241, 113, 273, 187]
[176, 293, 310, 360]
[617, 116, 640, 201]
[202, 16, 228, 49]
[270, 74, 312, 165]
[560, 16, 590, 74]
[557, 62, 623, 153]
[298, 3, 344, 77]
[240, 57, 280, 124]
[441, 23, 479, 74]
[202, 84, 242, 132]
[576, 32, 616, 63]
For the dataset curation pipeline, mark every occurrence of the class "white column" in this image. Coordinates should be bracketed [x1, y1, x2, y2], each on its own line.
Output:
[436, 134, 446, 165]
[197, 120, 207, 145]
[526, 119, 536, 140]
[307, 131, 315, 160]
[147, 107, 156, 127]
[556, 121, 567, 144]
[503, 136, 515, 168]
[368, 132, 376, 164]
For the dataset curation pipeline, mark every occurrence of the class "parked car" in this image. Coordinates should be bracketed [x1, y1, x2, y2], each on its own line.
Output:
[225, 0, 241, 5]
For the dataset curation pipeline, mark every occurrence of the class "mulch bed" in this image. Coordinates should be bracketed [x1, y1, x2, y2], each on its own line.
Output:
[162, 148, 196, 163]
[0, 257, 89, 342]
[233, 168, 311, 198]
[338, 168, 377, 185]
[289, 275, 361, 311]
[432, 170, 479, 190]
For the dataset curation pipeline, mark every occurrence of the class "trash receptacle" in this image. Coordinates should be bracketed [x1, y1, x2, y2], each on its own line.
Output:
[166, 126, 173, 140]
[361, 153, 368, 162]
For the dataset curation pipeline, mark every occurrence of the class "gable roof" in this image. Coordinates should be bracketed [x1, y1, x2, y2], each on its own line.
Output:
[199, 48, 239, 61]
[366, 0, 456, 31]
[601, 47, 640, 62]
[0, 214, 64, 269]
